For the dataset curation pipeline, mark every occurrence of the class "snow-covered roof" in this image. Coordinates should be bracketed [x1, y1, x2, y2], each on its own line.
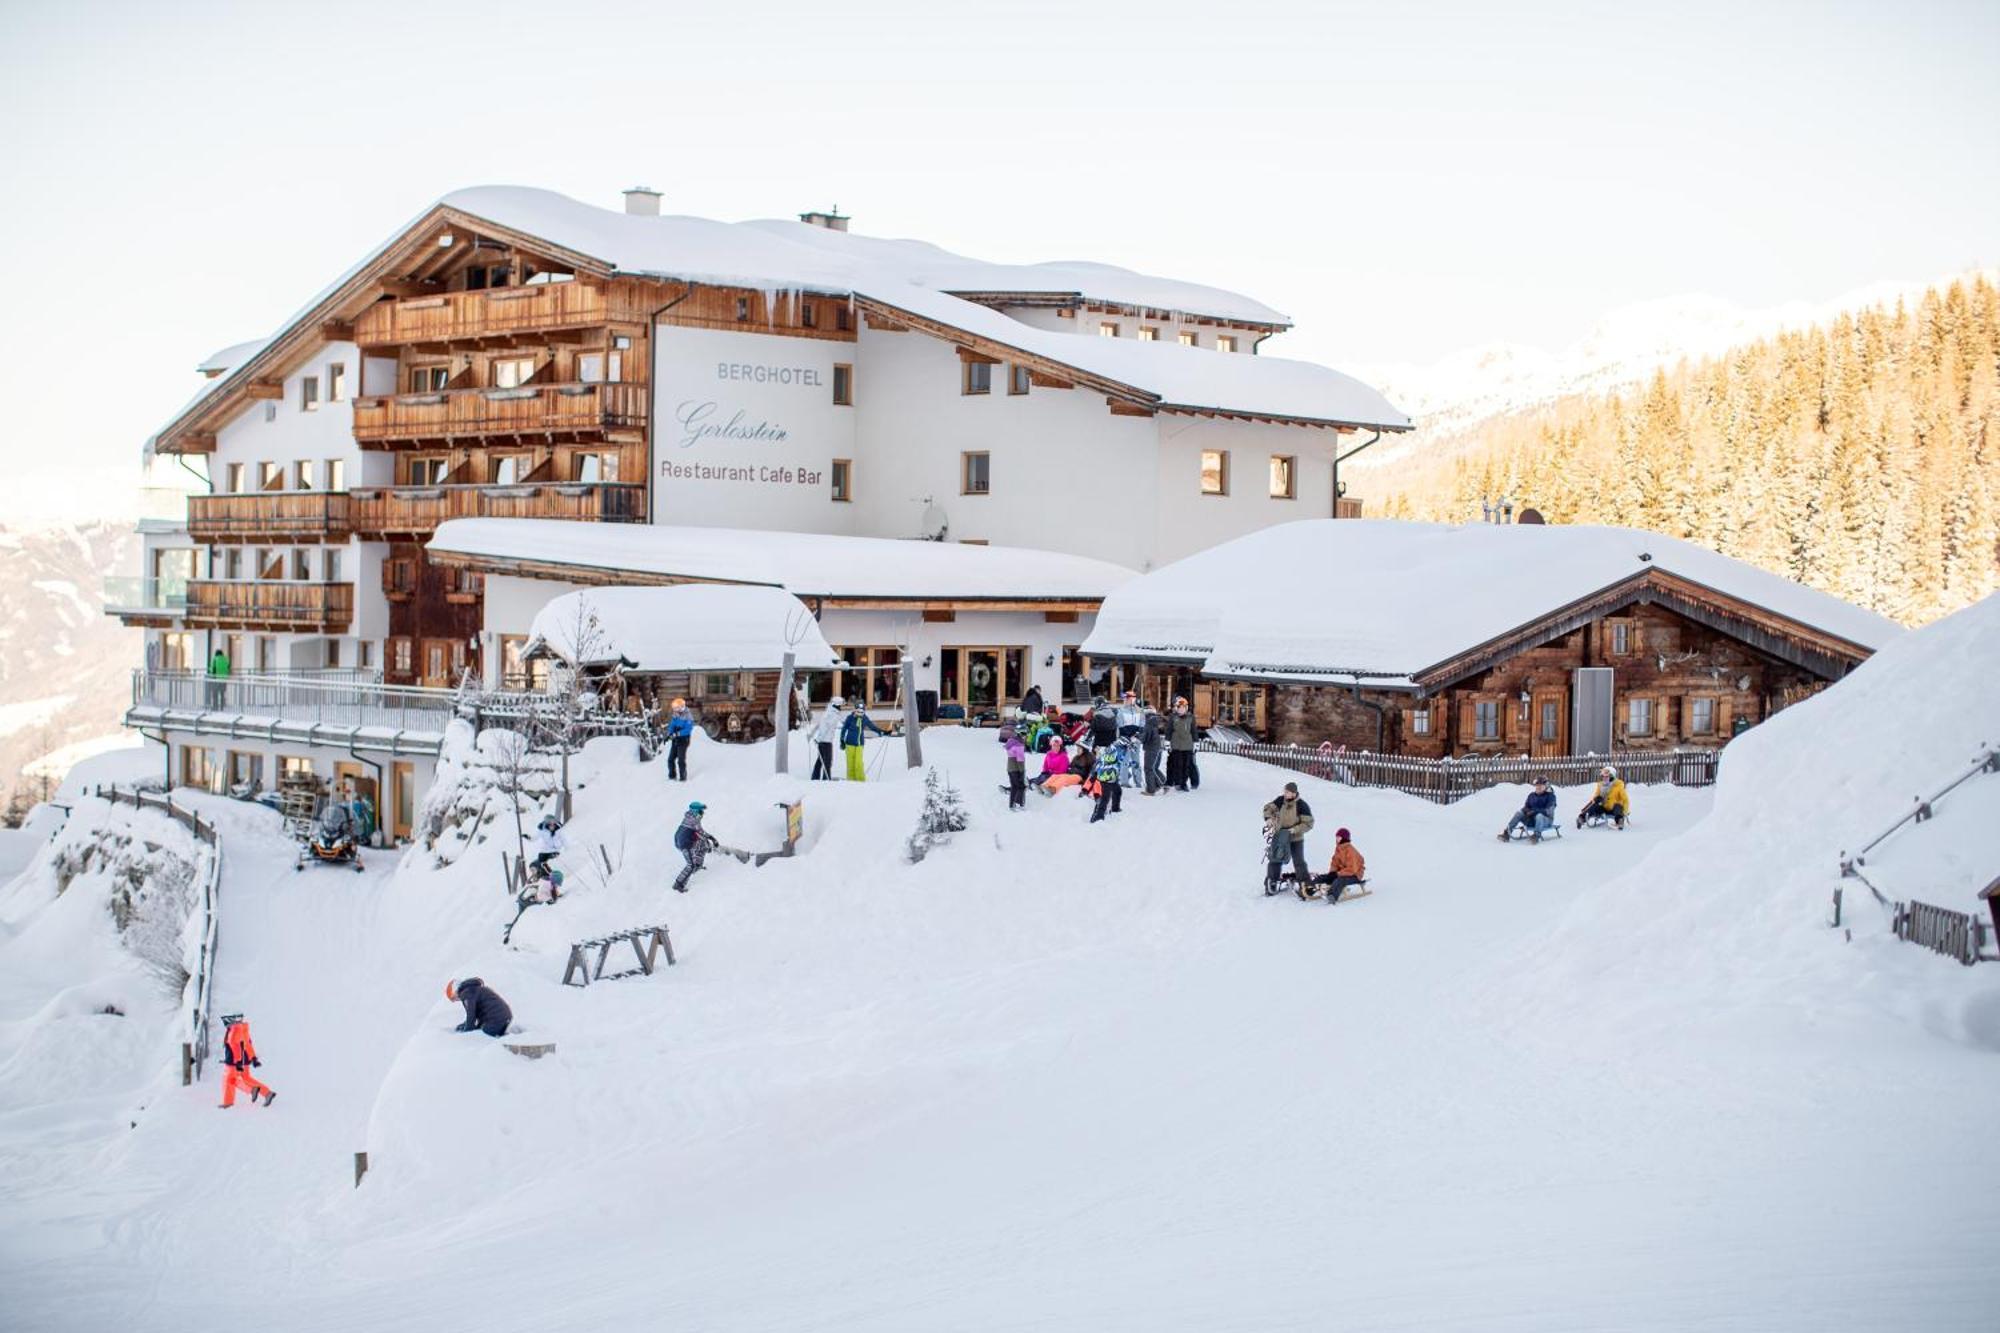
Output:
[430, 518, 1138, 603]
[524, 585, 838, 672]
[436, 187, 1408, 431]
[196, 339, 271, 377]
[1082, 520, 1903, 688]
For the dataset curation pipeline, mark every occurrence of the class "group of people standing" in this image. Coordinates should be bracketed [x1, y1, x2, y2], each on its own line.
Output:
[998, 688, 1202, 822]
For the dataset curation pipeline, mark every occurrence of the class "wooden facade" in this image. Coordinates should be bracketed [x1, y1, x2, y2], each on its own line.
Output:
[183, 579, 354, 632]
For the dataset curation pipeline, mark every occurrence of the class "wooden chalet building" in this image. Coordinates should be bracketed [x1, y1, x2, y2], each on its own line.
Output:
[1081, 520, 1901, 756]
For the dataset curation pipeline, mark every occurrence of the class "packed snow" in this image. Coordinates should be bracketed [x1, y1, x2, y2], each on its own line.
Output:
[432, 517, 1139, 601]
[524, 585, 838, 673]
[1, 598, 1995, 1330]
[1084, 519, 1903, 684]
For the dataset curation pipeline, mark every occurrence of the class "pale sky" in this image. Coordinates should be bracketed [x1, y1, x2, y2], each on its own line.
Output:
[1, 0, 1994, 525]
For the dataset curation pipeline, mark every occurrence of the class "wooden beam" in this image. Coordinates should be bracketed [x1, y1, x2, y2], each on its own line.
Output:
[320, 319, 355, 343]
[379, 279, 443, 299]
[1027, 371, 1074, 390]
[1107, 397, 1156, 418]
[244, 381, 284, 400]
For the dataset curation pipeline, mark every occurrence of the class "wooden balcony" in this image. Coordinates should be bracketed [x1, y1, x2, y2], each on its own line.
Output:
[347, 481, 647, 540]
[188, 491, 352, 544]
[351, 382, 647, 447]
[354, 281, 650, 350]
[183, 580, 354, 632]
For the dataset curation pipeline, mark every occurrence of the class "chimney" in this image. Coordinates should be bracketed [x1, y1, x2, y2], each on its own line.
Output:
[799, 207, 850, 232]
[623, 186, 662, 217]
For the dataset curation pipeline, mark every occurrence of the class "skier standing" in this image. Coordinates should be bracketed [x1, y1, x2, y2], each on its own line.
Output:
[672, 800, 717, 893]
[446, 977, 513, 1037]
[1261, 782, 1315, 890]
[664, 698, 695, 782]
[840, 705, 886, 782]
[810, 696, 845, 780]
[217, 1013, 275, 1108]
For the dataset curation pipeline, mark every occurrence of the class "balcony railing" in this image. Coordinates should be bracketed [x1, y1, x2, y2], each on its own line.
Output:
[188, 491, 352, 543]
[130, 669, 458, 737]
[351, 382, 647, 445]
[184, 580, 355, 630]
[347, 481, 646, 539]
[104, 575, 190, 616]
[354, 281, 648, 348]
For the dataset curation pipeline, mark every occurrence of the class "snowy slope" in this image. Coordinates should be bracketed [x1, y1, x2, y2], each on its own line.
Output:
[2, 598, 1997, 1330]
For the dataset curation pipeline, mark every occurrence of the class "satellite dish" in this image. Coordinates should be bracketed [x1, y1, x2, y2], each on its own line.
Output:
[919, 501, 950, 542]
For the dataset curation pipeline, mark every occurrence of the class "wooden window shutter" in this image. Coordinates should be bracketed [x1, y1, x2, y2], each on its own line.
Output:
[1679, 694, 1693, 737]
[1193, 682, 1216, 728]
[1716, 696, 1732, 736]
[1458, 696, 1477, 743]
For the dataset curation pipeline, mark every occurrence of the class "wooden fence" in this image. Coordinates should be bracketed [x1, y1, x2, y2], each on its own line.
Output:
[95, 785, 224, 1082]
[1197, 740, 1718, 804]
[1893, 899, 1982, 967]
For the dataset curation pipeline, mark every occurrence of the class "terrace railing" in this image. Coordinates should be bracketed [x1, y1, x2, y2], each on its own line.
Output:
[132, 668, 460, 735]
[103, 575, 190, 614]
[1197, 739, 1719, 804]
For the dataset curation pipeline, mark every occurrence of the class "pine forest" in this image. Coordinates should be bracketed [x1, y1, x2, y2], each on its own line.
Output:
[1368, 275, 2000, 625]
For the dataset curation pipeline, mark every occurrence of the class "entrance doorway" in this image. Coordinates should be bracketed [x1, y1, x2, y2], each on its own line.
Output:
[1572, 668, 1613, 755]
[938, 646, 1027, 715]
[335, 761, 381, 843]
[390, 762, 415, 843]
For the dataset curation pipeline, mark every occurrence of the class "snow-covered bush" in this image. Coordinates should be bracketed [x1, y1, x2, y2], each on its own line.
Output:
[418, 721, 560, 863]
[53, 823, 201, 998]
[904, 768, 969, 864]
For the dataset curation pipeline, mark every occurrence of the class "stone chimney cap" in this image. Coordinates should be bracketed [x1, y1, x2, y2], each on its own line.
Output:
[623, 186, 662, 217]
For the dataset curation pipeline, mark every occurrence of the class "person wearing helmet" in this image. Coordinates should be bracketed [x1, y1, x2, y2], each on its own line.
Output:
[663, 697, 695, 782]
[217, 1012, 275, 1108]
[810, 695, 846, 780]
[446, 977, 513, 1038]
[1577, 766, 1629, 829]
[1500, 777, 1560, 842]
[672, 800, 718, 893]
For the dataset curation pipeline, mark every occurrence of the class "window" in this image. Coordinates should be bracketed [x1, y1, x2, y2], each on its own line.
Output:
[1216, 335, 1237, 353]
[426, 641, 446, 682]
[702, 672, 737, 699]
[323, 549, 343, 583]
[1200, 449, 1229, 496]
[326, 459, 345, 490]
[1609, 620, 1641, 656]
[1540, 700, 1560, 742]
[389, 637, 413, 675]
[223, 548, 244, 580]
[325, 637, 342, 669]
[1411, 708, 1432, 736]
[464, 265, 487, 292]
[1008, 365, 1030, 395]
[155, 632, 193, 671]
[491, 357, 535, 389]
[830, 459, 852, 502]
[962, 361, 992, 395]
[278, 755, 314, 780]
[300, 375, 319, 412]
[735, 296, 750, 322]
[227, 751, 263, 792]
[1138, 327, 1159, 342]
[255, 636, 275, 670]
[294, 460, 316, 490]
[577, 352, 605, 384]
[327, 363, 346, 401]
[1474, 700, 1500, 740]
[961, 451, 991, 496]
[289, 548, 312, 580]
[1099, 322, 1120, 338]
[490, 455, 526, 485]
[1269, 455, 1296, 500]
[1628, 697, 1653, 736]
[832, 363, 852, 406]
[408, 366, 449, 393]
[180, 745, 214, 790]
[408, 456, 448, 485]
[259, 461, 284, 491]
[800, 300, 816, 328]
[258, 549, 285, 580]
[1178, 330, 1197, 347]
[574, 452, 619, 483]
[835, 303, 852, 332]
[1689, 697, 1715, 735]
[606, 350, 622, 382]
[264, 403, 278, 423]
[225, 463, 244, 493]
[358, 640, 375, 670]
[1212, 682, 1264, 729]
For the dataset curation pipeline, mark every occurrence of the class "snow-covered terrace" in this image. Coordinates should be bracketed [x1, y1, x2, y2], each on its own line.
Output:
[523, 585, 839, 672]
[1083, 520, 1904, 689]
[430, 518, 1138, 605]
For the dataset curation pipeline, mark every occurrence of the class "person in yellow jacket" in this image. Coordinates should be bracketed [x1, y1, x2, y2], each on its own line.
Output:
[1577, 766, 1629, 829]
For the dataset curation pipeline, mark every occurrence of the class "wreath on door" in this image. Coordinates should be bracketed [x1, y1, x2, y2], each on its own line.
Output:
[969, 661, 995, 690]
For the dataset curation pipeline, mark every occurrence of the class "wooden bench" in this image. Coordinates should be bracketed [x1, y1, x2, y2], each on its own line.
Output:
[561, 924, 676, 987]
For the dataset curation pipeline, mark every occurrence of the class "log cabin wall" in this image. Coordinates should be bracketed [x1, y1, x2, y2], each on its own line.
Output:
[384, 543, 484, 686]
[1258, 602, 1833, 755]
[652, 283, 861, 343]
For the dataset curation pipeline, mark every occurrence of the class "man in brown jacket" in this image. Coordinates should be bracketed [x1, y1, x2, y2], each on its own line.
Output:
[1261, 782, 1314, 891]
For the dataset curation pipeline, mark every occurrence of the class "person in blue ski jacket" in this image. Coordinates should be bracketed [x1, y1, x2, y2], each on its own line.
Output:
[840, 706, 886, 781]
[664, 697, 695, 782]
[1500, 777, 1560, 842]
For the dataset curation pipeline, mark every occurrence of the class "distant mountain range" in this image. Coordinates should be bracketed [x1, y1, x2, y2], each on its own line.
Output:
[0, 522, 142, 801]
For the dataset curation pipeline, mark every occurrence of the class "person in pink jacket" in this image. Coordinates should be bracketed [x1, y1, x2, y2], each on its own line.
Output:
[1031, 741, 1071, 793]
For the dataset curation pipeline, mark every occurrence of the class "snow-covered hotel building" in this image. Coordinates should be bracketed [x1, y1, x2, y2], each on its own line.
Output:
[111, 186, 1408, 835]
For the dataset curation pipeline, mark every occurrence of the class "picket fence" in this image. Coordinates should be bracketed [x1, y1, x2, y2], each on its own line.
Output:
[1196, 740, 1718, 804]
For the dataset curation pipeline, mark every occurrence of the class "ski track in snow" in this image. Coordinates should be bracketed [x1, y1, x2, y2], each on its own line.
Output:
[1, 689, 1997, 1331]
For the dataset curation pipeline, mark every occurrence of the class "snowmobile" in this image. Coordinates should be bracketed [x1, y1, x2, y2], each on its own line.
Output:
[296, 802, 364, 873]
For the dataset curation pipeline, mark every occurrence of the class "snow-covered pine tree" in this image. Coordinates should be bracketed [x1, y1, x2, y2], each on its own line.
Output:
[904, 767, 970, 864]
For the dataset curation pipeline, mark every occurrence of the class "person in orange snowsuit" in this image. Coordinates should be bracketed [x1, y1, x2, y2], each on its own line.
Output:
[218, 1013, 276, 1108]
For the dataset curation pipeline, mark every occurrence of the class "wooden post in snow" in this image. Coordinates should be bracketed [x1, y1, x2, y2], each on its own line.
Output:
[902, 654, 922, 769]
[774, 651, 795, 775]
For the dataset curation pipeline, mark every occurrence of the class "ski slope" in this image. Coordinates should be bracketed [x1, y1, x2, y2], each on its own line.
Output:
[3, 597, 1998, 1330]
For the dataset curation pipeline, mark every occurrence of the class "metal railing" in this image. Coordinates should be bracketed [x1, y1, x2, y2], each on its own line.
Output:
[132, 668, 459, 734]
[1840, 745, 1998, 878]
[94, 784, 223, 1082]
[103, 575, 190, 613]
[1196, 740, 1719, 804]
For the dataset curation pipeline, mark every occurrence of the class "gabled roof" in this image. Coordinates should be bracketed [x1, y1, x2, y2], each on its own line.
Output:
[524, 585, 838, 672]
[149, 187, 1409, 452]
[1081, 520, 1901, 689]
[428, 518, 1138, 604]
